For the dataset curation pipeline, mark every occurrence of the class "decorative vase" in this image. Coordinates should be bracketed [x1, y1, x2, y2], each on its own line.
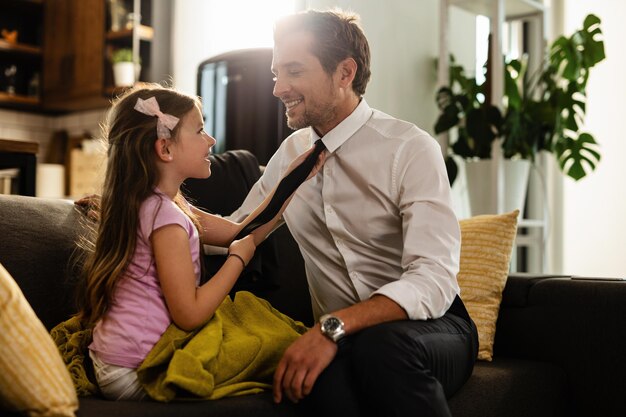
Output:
[464, 159, 531, 218]
[112, 62, 136, 87]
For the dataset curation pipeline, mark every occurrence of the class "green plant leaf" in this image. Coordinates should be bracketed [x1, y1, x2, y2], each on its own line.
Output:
[504, 59, 522, 109]
[111, 48, 134, 64]
[583, 14, 601, 31]
[434, 104, 460, 134]
[451, 131, 475, 159]
[582, 15, 606, 66]
[445, 156, 458, 185]
[555, 132, 601, 180]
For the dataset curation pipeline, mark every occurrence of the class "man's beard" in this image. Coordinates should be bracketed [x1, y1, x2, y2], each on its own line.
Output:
[286, 82, 337, 131]
[286, 104, 337, 131]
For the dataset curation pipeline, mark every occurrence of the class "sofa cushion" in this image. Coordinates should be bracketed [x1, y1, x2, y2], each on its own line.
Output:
[448, 358, 567, 417]
[495, 276, 626, 417]
[458, 210, 518, 361]
[0, 263, 78, 417]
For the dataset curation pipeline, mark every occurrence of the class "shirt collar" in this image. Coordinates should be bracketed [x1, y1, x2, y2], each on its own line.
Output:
[310, 99, 373, 153]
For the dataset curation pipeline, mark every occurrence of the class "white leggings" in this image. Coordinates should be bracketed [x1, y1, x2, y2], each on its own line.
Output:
[89, 350, 148, 401]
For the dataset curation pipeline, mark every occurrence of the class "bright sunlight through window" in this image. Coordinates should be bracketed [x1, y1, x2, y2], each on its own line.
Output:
[173, 0, 299, 95]
[211, 0, 297, 53]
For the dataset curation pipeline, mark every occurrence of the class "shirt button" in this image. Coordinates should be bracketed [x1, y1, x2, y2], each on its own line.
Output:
[326, 206, 333, 214]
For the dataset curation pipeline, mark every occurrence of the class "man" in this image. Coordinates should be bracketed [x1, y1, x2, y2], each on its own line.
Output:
[229, 9, 478, 417]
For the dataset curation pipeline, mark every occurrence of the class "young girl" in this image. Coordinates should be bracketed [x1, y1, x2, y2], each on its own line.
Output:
[78, 84, 323, 401]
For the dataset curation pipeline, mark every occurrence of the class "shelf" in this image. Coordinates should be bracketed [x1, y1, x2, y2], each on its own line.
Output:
[450, 0, 544, 19]
[0, 92, 40, 106]
[441, 0, 548, 273]
[106, 25, 154, 41]
[4, 0, 43, 10]
[518, 219, 544, 228]
[0, 40, 42, 56]
[0, 138, 39, 154]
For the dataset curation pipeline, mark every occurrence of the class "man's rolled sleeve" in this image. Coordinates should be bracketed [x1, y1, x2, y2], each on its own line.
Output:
[372, 137, 461, 320]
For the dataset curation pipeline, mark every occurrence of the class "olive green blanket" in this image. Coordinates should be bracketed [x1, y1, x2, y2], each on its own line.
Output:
[51, 291, 307, 401]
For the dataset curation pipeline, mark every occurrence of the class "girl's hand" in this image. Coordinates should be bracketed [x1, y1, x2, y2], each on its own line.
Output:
[228, 234, 256, 266]
[285, 145, 327, 181]
[74, 194, 101, 222]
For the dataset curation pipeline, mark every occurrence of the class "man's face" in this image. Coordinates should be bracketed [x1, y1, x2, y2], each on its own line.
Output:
[271, 31, 340, 136]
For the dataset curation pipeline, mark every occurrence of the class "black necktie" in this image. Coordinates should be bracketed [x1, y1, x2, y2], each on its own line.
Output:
[234, 140, 326, 240]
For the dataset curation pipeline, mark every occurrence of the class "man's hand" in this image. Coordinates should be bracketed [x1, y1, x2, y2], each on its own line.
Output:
[273, 326, 338, 404]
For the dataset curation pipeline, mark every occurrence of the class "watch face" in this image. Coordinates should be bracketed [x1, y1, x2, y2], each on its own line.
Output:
[320, 315, 345, 342]
[323, 317, 341, 332]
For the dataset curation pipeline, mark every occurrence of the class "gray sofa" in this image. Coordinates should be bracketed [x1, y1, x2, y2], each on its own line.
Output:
[1, 149, 625, 417]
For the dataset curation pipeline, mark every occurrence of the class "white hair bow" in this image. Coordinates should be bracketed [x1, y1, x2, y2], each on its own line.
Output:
[134, 97, 180, 139]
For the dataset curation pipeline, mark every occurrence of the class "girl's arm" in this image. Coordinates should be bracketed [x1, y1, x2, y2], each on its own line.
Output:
[190, 207, 241, 246]
[153, 224, 255, 331]
[193, 147, 326, 247]
[239, 146, 326, 245]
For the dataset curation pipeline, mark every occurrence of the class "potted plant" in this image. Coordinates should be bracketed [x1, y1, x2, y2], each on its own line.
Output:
[435, 14, 606, 214]
[111, 48, 140, 87]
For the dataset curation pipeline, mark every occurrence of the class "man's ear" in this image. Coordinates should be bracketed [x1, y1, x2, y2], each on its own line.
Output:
[337, 58, 357, 88]
[154, 138, 173, 161]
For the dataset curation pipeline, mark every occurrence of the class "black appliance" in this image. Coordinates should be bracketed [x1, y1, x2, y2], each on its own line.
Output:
[196, 48, 291, 165]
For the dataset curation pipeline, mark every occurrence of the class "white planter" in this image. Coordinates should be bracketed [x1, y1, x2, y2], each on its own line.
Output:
[113, 62, 136, 87]
[465, 159, 531, 218]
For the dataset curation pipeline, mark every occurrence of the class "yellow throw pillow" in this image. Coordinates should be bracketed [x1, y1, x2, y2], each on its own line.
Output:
[0, 263, 78, 417]
[458, 210, 519, 361]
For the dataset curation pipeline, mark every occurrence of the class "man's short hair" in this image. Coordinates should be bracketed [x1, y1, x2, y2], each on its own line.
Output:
[274, 9, 372, 97]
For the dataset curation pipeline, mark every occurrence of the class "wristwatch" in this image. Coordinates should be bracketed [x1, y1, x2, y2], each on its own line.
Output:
[319, 314, 346, 343]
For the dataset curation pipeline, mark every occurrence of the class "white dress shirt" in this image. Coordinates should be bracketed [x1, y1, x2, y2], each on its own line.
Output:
[229, 99, 461, 321]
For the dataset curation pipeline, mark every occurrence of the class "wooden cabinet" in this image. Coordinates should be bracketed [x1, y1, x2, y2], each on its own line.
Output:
[43, 0, 108, 111]
[0, 0, 162, 113]
[0, 0, 44, 109]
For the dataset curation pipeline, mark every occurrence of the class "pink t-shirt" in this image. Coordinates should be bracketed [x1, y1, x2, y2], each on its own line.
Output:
[89, 190, 201, 368]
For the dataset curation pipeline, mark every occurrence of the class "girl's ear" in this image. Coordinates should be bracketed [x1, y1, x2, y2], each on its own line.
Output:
[154, 138, 173, 162]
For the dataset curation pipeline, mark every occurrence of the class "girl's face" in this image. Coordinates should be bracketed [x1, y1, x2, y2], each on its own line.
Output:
[170, 106, 216, 180]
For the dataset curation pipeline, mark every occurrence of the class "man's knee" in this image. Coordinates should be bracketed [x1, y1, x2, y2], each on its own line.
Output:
[349, 321, 453, 417]
[351, 321, 430, 373]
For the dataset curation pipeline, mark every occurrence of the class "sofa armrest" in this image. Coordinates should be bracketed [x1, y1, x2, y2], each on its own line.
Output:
[500, 273, 572, 308]
[0, 195, 83, 330]
[494, 274, 626, 417]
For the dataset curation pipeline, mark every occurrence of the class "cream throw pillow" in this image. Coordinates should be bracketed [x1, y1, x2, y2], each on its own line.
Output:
[0, 263, 78, 417]
[458, 210, 519, 361]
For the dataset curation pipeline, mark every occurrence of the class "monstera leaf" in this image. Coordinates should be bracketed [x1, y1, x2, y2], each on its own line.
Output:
[555, 133, 601, 181]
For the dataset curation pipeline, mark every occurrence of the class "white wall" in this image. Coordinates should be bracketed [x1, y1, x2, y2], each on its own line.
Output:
[560, 0, 626, 277]
[0, 109, 105, 162]
[301, 0, 441, 129]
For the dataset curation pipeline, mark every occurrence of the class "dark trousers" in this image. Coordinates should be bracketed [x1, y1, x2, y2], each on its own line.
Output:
[302, 296, 478, 417]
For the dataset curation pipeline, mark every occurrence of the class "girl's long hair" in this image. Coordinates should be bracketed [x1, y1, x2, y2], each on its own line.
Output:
[77, 84, 201, 327]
